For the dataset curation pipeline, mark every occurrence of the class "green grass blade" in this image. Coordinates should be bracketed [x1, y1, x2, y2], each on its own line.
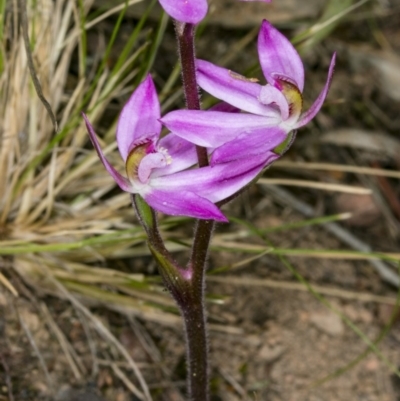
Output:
[136, 10, 169, 83]
[111, 0, 157, 78]
[77, 0, 88, 78]
[80, 0, 129, 108]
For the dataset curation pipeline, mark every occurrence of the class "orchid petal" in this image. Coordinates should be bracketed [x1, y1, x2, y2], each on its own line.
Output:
[161, 110, 280, 148]
[151, 156, 270, 203]
[259, 85, 289, 120]
[197, 60, 275, 116]
[116, 75, 161, 161]
[197, 159, 272, 203]
[158, 0, 208, 24]
[82, 113, 132, 192]
[152, 134, 198, 178]
[296, 53, 336, 128]
[258, 20, 304, 91]
[211, 127, 286, 164]
[144, 189, 227, 222]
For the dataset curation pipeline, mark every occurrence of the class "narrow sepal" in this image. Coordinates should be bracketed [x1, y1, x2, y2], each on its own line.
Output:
[82, 113, 132, 192]
[296, 53, 336, 128]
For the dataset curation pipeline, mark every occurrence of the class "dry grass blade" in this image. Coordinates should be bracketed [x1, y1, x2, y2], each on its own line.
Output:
[208, 276, 398, 305]
[39, 302, 85, 380]
[211, 240, 400, 261]
[17, 0, 58, 132]
[0, 0, 153, 295]
[258, 178, 371, 194]
[264, 185, 400, 287]
[274, 161, 400, 179]
[0, 1, 175, 396]
[45, 270, 153, 401]
[320, 128, 400, 158]
[0, 353, 15, 401]
[218, 367, 247, 399]
[0, 272, 18, 296]
[84, 0, 144, 31]
[19, 313, 54, 394]
[111, 363, 145, 400]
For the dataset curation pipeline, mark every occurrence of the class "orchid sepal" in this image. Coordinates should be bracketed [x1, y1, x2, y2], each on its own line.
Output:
[82, 113, 132, 192]
[296, 53, 336, 128]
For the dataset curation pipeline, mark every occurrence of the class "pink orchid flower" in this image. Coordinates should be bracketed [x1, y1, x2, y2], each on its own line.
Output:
[158, 0, 271, 24]
[161, 20, 336, 164]
[83, 75, 269, 222]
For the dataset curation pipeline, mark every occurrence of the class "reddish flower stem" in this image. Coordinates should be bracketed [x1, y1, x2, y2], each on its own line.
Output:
[175, 22, 209, 168]
[175, 21, 214, 401]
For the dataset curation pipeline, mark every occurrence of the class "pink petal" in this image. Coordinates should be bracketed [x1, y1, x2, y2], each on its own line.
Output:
[152, 134, 198, 178]
[258, 20, 304, 91]
[201, 161, 267, 203]
[158, 0, 208, 24]
[197, 59, 275, 116]
[296, 53, 336, 128]
[116, 75, 161, 161]
[82, 113, 132, 192]
[151, 156, 270, 203]
[210, 127, 286, 164]
[161, 110, 280, 148]
[144, 189, 227, 222]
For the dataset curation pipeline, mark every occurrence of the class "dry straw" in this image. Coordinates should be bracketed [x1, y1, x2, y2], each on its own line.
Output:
[0, 1, 171, 397]
[0, 0, 243, 335]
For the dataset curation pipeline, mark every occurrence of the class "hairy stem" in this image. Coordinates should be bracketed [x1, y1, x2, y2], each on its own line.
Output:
[175, 22, 208, 167]
[181, 293, 209, 401]
[175, 21, 216, 401]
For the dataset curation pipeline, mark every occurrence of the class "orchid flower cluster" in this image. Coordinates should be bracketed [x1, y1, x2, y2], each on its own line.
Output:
[83, 1, 335, 400]
[84, 21, 335, 222]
